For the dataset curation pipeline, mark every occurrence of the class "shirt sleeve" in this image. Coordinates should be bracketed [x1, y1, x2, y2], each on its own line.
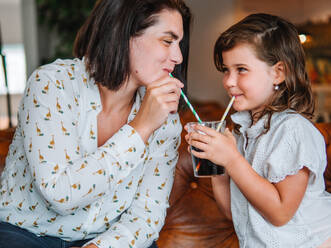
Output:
[21, 66, 147, 216]
[263, 117, 326, 183]
[84, 113, 182, 248]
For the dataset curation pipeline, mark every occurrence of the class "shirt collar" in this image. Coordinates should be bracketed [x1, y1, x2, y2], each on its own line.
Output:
[231, 109, 296, 138]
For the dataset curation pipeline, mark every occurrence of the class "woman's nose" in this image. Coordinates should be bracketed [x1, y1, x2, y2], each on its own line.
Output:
[171, 45, 183, 65]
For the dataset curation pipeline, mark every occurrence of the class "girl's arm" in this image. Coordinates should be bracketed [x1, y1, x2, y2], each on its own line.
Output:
[226, 156, 309, 226]
[211, 172, 232, 220]
[187, 124, 309, 227]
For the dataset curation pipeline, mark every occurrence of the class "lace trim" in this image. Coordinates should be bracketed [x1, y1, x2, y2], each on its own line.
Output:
[268, 163, 316, 183]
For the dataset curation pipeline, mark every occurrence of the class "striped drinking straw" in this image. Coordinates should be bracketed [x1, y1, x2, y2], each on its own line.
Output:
[216, 96, 235, 132]
[169, 73, 202, 124]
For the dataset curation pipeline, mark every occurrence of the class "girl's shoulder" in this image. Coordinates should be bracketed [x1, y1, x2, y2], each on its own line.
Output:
[271, 110, 324, 146]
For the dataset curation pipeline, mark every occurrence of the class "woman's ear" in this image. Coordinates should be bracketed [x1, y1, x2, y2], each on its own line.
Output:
[273, 61, 285, 86]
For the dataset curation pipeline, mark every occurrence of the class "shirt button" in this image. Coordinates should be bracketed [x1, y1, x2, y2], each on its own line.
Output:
[190, 182, 198, 189]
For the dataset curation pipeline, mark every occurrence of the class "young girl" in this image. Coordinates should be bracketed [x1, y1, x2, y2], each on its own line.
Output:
[185, 13, 331, 248]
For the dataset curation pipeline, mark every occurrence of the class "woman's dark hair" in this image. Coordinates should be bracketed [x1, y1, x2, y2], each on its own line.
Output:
[214, 13, 314, 133]
[74, 0, 191, 91]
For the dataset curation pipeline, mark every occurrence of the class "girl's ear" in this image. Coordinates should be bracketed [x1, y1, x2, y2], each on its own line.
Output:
[273, 61, 285, 86]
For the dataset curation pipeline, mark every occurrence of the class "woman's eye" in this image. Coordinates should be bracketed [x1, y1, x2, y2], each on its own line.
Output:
[163, 40, 172, 45]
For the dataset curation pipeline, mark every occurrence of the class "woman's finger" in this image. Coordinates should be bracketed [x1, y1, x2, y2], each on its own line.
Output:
[148, 78, 183, 95]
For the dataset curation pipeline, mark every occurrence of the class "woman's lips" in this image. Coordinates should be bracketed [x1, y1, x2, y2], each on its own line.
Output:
[164, 68, 174, 74]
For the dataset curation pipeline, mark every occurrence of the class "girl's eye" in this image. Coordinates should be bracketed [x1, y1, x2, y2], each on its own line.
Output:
[221, 67, 229, 73]
[238, 67, 247, 73]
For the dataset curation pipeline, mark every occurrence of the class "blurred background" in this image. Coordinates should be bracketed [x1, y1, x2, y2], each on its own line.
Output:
[0, 0, 331, 129]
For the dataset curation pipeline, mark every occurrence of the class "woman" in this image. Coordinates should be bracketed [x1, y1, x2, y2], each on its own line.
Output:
[0, 0, 191, 247]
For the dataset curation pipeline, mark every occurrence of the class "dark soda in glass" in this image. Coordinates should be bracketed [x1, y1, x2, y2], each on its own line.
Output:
[191, 147, 224, 177]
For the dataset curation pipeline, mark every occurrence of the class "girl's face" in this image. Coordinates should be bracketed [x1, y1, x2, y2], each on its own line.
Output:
[129, 9, 183, 87]
[222, 43, 278, 116]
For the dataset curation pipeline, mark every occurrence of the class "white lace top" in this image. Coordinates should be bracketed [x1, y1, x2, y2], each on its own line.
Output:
[230, 110, 331, 248]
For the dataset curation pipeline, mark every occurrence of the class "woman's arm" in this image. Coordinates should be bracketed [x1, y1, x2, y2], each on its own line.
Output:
[22, 68, 147, 215]
[211, 172, 232, 220]
[83, 114, 182, 248]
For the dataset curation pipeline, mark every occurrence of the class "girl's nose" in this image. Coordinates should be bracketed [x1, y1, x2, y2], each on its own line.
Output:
[171, 45, 183, 65]
[223, 72, 236, 88]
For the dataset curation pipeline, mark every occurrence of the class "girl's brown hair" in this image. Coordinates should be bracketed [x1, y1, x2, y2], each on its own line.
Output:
[214, 13, 314, 133]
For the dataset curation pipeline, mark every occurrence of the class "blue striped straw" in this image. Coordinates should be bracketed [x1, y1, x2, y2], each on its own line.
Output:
[169, 73, 202, 123]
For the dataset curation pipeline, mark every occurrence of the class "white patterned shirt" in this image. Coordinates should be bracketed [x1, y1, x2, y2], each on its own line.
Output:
[230, 110, 331, 248]
[0, 58, 182, 248]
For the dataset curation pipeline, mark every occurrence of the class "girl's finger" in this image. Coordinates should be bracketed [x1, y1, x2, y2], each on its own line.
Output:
[194, 124, 219, 137]
[190, 131, 211, 144]
[185, 134, 190, 143]
[189, 140, 209, 152]
[224, 128, 236, 142]
[187, 145, 191, 154]
[191, 148, 207, 159]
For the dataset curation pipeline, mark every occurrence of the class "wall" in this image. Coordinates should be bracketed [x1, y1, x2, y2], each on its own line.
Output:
[185, 0, 236, 107]
[0, 0, 22, 44]
[21, 0, 38, 78]
[236, 0, 331, 24]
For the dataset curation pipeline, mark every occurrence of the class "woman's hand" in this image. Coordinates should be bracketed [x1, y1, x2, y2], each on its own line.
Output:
[184, 124, 240, 168]
[71, 244, 98, 248]
[130, 75, 183, 143]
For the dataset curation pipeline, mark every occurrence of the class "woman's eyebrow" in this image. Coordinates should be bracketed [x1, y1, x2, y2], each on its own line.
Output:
[163, 31, 180, 40]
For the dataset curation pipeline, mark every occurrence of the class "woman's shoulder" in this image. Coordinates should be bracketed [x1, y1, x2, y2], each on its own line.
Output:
[37, 58, 85, 71]
[31, 58, 86, 82]
[26, 57, 93, 97]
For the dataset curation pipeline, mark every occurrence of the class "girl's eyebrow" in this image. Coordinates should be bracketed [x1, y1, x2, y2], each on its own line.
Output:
[223, 63, 248, 67]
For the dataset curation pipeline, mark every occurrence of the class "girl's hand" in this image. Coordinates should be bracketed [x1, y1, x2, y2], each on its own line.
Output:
[185, 124, 240, 168]
[130, 76, 183, 143]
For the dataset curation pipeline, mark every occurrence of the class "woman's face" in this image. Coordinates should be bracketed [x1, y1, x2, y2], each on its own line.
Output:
[129, 9, 184, 87]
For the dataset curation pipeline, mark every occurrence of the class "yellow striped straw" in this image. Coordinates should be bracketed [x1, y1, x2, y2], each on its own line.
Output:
[216, 96, 235, 132]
